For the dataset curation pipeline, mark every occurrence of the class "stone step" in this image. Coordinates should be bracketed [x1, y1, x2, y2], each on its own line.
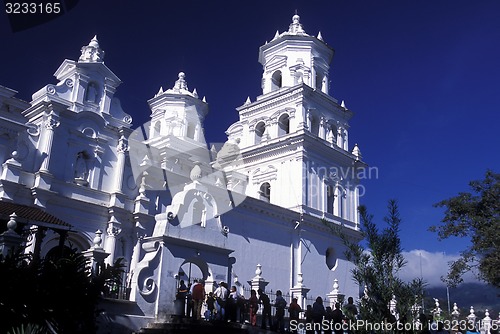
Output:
[135, 319, 275, 334]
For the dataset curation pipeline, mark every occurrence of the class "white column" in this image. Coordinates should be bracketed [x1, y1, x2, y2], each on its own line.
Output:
[129, 226, 145, 273]
[341, 189, 346, 219]
[337, 127, 344, 151]
[301, 158, 308, 207]
[319, 117, 326, 139]
[113, 135, 128, 193]
[104, 216, 122, 266]
[334, 185, 340, 217]
[344, 129, 349, 150]
[310, 61, 316, 89]
[322, 74, 329, 94]
[194, 123, 202, 142]
[39, 112, 60, 172]
[353, 186, 360, 227]
[322, 177, 326, 213]
[346, 187, 352, 221]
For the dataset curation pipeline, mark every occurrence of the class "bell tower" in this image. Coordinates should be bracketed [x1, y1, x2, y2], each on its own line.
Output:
[259, 14, 334, 95]
[225, 14, 365, 227]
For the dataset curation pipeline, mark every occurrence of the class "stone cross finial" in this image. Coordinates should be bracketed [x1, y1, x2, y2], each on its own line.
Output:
[79, 35, 105, 63]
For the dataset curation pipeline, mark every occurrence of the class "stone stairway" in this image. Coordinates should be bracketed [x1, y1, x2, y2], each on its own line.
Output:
[135, 319, 275, 334]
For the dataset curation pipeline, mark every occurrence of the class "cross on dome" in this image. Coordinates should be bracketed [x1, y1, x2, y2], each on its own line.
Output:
[79, 35, 105, 63]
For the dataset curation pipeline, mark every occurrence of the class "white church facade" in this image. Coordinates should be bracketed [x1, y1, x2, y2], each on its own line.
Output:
[0, 15, 366, 330]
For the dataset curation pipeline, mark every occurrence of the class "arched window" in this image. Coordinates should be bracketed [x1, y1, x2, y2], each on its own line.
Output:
[315, 73, 323, 91]
[259, 182, 271, 202]
[271, 70, 282, 91]
[186, 122, 195, 139]
[310, 117, 320, 136]
[74, 151, 91, 186]
[255, 122, 266, 144]
[86, 82, 100, 104]
[328, 124, 337, 144]
[153, 121, 161, 137]
[326, 247, 338, 270]
[278, 114, 290, 136]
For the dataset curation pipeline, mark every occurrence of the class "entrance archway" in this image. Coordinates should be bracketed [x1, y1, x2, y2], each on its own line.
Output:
[176, 257, 213, 288]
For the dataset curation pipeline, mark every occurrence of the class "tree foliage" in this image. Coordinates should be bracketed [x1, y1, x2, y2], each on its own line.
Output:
[335, 200, 425, 331]
[430, 170, 500, 288]
[0, 248, 125, 334]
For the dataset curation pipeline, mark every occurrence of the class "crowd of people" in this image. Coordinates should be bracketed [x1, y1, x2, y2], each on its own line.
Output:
[175, 281, 497, 334]
[174, 279, 359, 333]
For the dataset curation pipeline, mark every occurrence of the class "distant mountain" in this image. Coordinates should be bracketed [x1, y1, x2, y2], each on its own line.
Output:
[424, 283, 500, 318]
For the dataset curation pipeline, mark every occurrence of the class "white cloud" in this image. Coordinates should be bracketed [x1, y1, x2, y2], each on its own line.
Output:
[398, 250, 479, 287]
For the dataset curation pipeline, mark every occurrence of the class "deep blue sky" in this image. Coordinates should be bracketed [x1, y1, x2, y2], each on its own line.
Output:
[1, 1, 499, 259]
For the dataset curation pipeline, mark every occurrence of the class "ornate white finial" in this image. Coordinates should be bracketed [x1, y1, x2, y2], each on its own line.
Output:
[341, 100, 346, 109]
[352, 144, 362, 160]
[332, 278, 339, 293]
[173, 72, 188, 91]
[289, 14, 305, 34]
[273, 30, 280, 40]
[7, 213, 18, 232]
[157, 86, 163, 96]
[79, 35, 105, 63]
[189, 163, 202, 181]
[297, 272, 304, 286]
[192, 88, 198, 98]
[317, 31, 323, 41]
[452, 303, 460, 316]
[93, 230, 103, 249]
[210, 144, 218, 155]
[469, 306, 475, 316]
[244, 96, 251, 105]
[255, 263, 262, 278]
[202, 96, 207, 103]
[138, 171, 148, 196]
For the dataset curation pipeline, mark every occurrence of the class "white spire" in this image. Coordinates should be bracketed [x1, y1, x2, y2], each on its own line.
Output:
[192, 88, 198, 98]
[273, 30, 280, 40]
[156, 86, 163, 97]
[341, 100, 346, 109]
[244, 96, 251, 105]
[79, 35, 105, 63]
[317, 31, 323, 41]
[352, 144, 362, 160]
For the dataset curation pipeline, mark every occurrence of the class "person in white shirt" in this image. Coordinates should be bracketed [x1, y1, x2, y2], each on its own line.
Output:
[213, 281, 228, 320]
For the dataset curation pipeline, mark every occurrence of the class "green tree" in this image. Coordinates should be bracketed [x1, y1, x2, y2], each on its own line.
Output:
[430, 170, 500, 288]
[333, 200, 425, 332]
[0, 248, 124, 334]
